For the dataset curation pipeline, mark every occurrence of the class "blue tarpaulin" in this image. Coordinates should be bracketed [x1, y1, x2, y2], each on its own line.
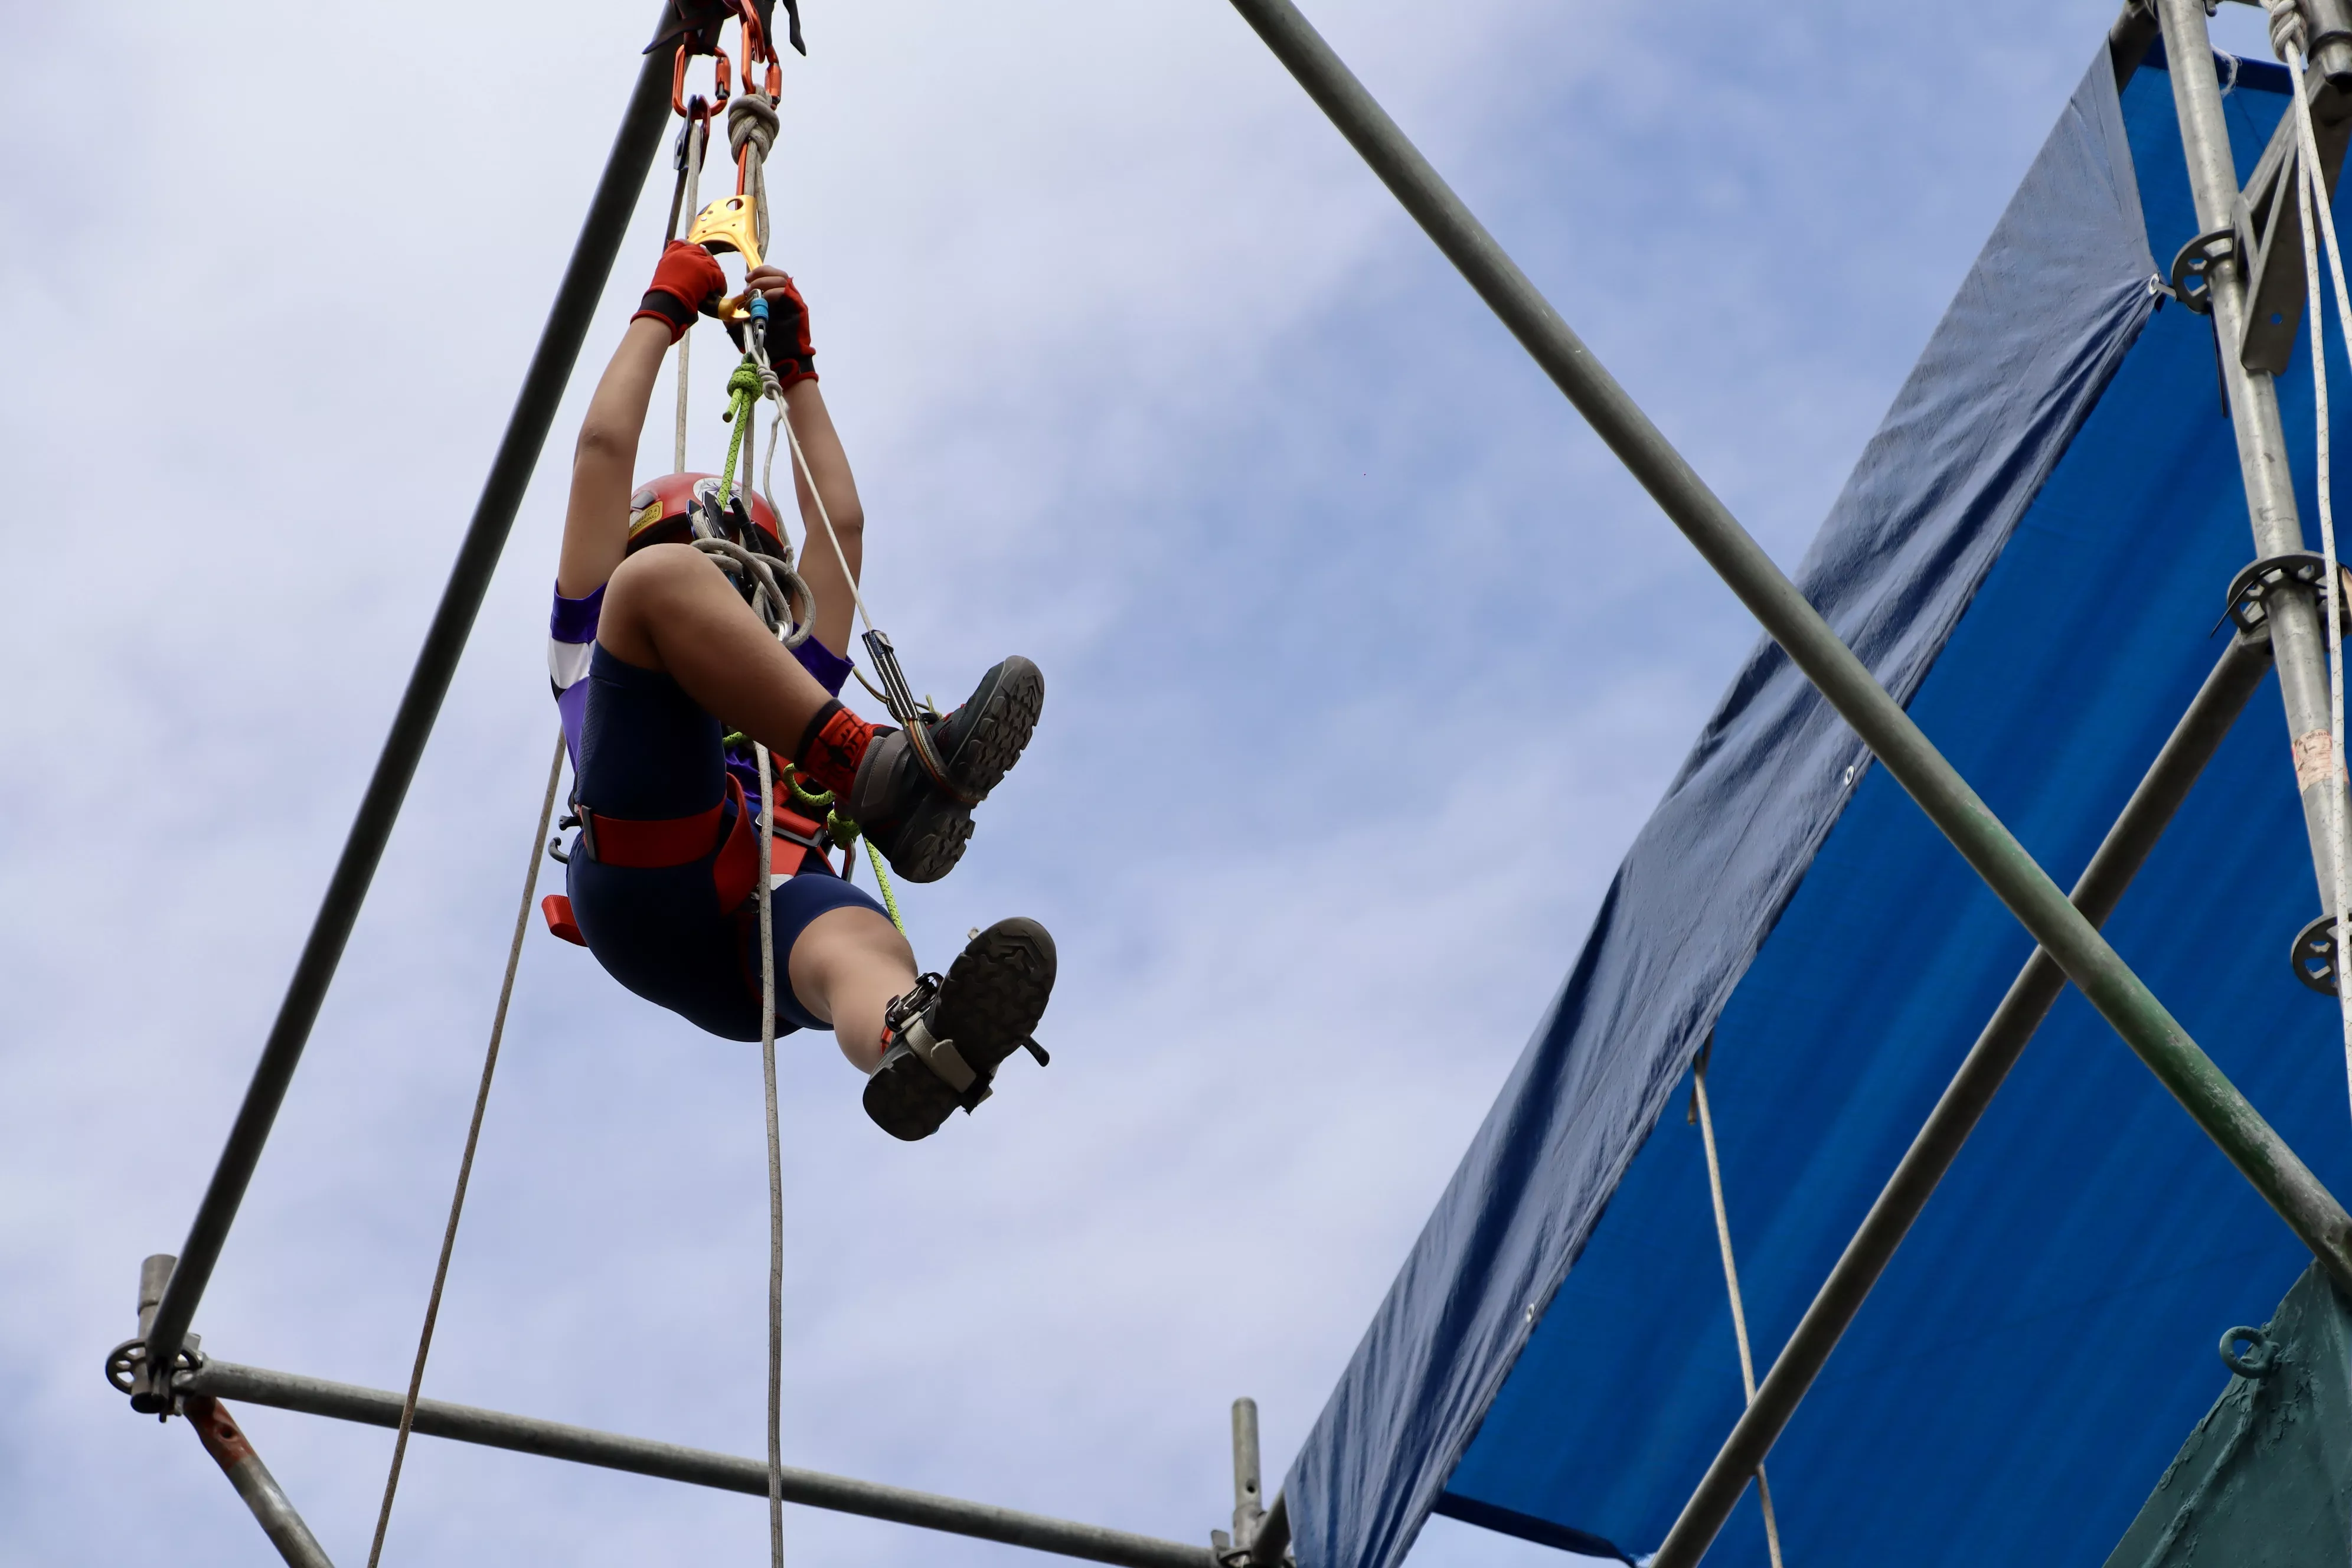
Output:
[1285, 42, 2352, 1568]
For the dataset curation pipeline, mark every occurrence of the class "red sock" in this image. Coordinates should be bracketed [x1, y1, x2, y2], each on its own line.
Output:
[793, 700, 878, 798]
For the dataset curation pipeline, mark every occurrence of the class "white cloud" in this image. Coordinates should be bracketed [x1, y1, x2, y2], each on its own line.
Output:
[0, 1, 2139, 1564]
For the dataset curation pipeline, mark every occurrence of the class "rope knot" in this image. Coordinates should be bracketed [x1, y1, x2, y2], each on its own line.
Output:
[729, 93, 780, 163]
[727, 357, 766, 401]
[2269, 0, 2309, 63]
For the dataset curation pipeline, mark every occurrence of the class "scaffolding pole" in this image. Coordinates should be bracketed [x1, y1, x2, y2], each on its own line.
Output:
[2155, 0, 2352, 912]
[174, 1358, 1212, 1568]
[136, 29, 680, 1390]
[1650, 631, 2275, 1568]
[185, 1395, 337, 1568]
[1217, 0, 2352, 1289]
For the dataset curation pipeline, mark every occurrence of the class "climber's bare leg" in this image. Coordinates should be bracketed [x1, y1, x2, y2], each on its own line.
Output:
[598, 542, 834, 755]
[788, 905, 919, 1073]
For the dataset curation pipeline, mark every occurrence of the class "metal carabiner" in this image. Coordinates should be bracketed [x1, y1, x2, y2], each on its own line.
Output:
[733, 0, 787, 97]
[671, 38, 733, 119]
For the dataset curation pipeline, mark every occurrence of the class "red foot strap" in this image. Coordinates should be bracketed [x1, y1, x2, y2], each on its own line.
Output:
[541, 894, 586, 946]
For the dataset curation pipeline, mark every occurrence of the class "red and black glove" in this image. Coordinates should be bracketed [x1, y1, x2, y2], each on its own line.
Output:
[633, 240, 727, 343]
[730, 267, 817, 387]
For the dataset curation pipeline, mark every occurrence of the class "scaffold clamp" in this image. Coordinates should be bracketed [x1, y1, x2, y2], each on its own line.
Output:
[2219, 551, 2352, 635]
[2292, 911, 2341, 995]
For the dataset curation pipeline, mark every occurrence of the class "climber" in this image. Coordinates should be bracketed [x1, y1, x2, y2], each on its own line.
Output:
[548, 239, 1056, 1141]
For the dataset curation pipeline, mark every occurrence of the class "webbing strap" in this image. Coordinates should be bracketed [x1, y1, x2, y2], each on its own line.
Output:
[580, 799, 727, 867]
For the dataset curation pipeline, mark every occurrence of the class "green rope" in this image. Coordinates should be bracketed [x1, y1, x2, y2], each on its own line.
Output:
[863, 840, 905, 932]
[773, 761, 906, 934]
[713, 355, 907, 934]
[717, 354, 765, 508]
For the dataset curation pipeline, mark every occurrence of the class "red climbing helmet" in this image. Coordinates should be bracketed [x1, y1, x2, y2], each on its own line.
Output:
[626, 472, 786, 554]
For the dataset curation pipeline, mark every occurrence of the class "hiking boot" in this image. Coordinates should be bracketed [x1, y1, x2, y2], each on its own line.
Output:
[848, 656, 1043, 884]
[863, 917, 1057, 1141]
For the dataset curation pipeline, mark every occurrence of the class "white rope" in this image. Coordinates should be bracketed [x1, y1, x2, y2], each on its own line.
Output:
[770, 389, 879, 636]
[2279, 13, 2352, 1125]
[692, 534, 816, 649]
[729, 94, 780, 260]
[2268, 0, 2308, 62]
[365, 732, 567, 1566]
[1692, 1056, 1786, 1568]
[753, 739, 786, 1568]
[674, 116, 708, 473]
[711, 462, 798, 1568]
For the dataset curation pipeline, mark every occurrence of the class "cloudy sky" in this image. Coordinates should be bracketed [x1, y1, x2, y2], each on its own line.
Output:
[0, 1, 2288, 1564]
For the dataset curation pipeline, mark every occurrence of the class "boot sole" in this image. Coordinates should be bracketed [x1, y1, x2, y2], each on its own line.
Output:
[863, 1041, 964, 1141]
[888, 803, 975, 886]
[860, 918, 1059, 1141]
[942, 656, 1044, 802]
[934, 916, 1057, 1068]
[887, 658, 1044, 884]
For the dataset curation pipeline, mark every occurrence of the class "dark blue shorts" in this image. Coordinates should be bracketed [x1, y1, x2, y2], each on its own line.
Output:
[566, 645, 888, 1041]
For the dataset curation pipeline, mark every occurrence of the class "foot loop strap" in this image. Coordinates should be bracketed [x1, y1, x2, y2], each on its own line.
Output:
[902, 1012, 979, 1093]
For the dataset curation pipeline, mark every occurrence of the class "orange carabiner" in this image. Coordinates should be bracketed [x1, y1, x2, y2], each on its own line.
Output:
[731, 0, 785, 100]
[671, 40, 733, 119]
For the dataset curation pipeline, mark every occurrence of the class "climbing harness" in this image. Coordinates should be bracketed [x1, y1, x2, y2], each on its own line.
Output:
[1688, 1046, 1786, 1568]
[366, 734, 567, 1567]
[2269, 0, 2352, 1125]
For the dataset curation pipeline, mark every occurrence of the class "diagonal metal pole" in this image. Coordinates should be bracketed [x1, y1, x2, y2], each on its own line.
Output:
[185, 1395, 338, 1568]
[136, 35, 681, 1391]
[1651, 631, 2273, 1567]
[1217, 0, 2352, 1293]
[2154, 0, 2352, 914]
[175, 1358, 1214, 1568]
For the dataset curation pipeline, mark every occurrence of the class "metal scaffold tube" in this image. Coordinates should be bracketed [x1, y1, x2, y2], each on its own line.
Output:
[1217, 0, 2352, 1308]
[1651, 631, 2275, 1568]
[174, 1358, 1213, 1568]
[186, 1396, 337, 1568]
[2111, 0, 2164, 87]
[2155, 0, 2352, 913]
[1246, 1490, 1290, 1568]
[138, 30, 681, 1390]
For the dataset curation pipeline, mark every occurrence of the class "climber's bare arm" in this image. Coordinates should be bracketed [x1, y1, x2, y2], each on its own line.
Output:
[777, 377, 862, 659]
[741, 264, 864, 660]
[560, 316, 672, 599]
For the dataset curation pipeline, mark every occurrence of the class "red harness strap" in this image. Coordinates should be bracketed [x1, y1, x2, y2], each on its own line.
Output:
[543, 776, 838, 946]
[579, 793, 730, 867]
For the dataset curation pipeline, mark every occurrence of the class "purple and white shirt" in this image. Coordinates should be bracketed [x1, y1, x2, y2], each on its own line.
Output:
[551, 582, 857, 802]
